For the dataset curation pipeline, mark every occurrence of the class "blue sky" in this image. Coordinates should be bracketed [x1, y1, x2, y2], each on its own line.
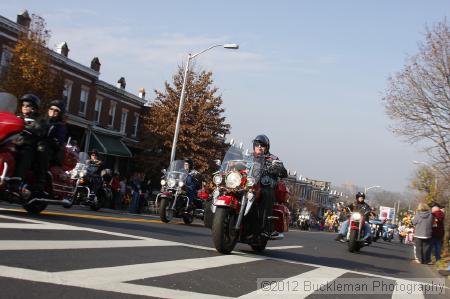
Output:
[2, 0, 449, 192]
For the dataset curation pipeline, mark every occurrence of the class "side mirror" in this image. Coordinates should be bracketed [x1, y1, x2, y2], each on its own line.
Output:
[213, 159, 221, 166]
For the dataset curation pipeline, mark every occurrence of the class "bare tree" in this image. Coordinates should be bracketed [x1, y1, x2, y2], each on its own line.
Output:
[383, 19, 450, 256]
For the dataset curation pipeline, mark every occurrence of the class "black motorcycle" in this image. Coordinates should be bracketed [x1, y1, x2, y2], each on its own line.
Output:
[157, 160, 199, 225]
[69, 152, 112, 211]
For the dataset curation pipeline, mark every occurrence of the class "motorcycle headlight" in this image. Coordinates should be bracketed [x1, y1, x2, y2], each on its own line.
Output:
[160, 179, 166, 186]
[167, 178, 176, 188]
[225, 172, 242, 189]
[246, 177, 256, 187]
[178, 181, 184, 187]
[213, 175, 222, 185]
[351, 212, 361, 221]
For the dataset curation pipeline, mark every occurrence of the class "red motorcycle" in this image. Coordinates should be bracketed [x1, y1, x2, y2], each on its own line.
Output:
[210, 145, 290, 254]
[0, 92, 78, 214]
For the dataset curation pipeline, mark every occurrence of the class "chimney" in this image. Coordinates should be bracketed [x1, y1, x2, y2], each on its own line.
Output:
[17, 10, 31, 28]
[138, 88, 146, 99]
[56, 42, 69, 57]
[117, 77, 126, 89]
[90, 57, 101, 72]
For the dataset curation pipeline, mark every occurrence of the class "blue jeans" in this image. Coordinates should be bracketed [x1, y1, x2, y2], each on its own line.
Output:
[339, 220, 371, 239]
[431, 237, 443, 261]
[128, 191, 140, 213]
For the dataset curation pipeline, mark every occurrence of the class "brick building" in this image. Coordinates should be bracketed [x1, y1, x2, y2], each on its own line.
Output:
[0, 10, 147, 175]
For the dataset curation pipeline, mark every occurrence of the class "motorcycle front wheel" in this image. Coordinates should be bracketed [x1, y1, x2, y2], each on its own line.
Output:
[212, 207, 238, 254]
[348, 230, 360, 253]
[159, 197, 173, 223]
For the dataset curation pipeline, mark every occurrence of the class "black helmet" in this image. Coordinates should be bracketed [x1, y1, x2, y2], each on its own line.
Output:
[20, 94, 40, 110]
[48, 100, 65, 112]
[253, 134, 270, 153]
[90, 148, 99, 156]
[184, 158, 194, 170]
[355, 192, 366, 199]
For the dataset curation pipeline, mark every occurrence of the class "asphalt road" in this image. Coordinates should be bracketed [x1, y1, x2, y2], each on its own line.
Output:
[0, 202, 447, 299]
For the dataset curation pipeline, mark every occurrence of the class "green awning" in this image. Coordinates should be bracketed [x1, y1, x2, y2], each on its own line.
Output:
[89, 132, 132, 158]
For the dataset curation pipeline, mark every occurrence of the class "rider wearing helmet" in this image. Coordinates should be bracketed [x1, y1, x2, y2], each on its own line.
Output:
[44, 100, 67, 165]
[335, 192, 372, 242]
[251, 134, 288, 238]
[13, 94, 49, 193]
[183, 158, 201, 209]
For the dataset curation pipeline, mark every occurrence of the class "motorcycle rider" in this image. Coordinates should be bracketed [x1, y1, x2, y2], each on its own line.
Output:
[45, 100, 67, 165]
[183, 158, 201, 209]
[335, 192, 372, 242]
[251, 134, 288, 238]
[13, 94, 48, 193]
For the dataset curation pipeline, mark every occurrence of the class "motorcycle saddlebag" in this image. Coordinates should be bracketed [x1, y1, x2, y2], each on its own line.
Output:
[273, 203, 290, 232]
[275, 181, 289, 203]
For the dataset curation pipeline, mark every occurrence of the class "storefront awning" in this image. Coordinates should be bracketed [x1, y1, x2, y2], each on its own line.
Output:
[90, 132, 132, 158]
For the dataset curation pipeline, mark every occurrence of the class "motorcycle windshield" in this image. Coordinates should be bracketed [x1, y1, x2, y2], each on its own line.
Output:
[79, 152, 89, 165]
[220, 145, 262, 183]
[0, 92, 17, 113]
[166, 160, 188, 183]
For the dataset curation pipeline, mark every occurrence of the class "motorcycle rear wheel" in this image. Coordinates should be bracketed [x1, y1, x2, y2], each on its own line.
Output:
[203, 200, 213, 228]
[212, 207, 238, 254]
[251, 239, 268, 253]
[23, 201, 47, 214]
[183, 213, 194, 225]
[159, 197, 173, 223]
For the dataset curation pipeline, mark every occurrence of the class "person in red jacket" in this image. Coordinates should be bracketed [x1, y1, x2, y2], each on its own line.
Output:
[110, 172, 121, 209]
[431, 203, 445, 261]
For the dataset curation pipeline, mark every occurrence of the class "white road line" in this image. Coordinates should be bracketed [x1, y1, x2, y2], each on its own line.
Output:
[92, 282, 233, 299]
[266, 245, 303, 250]
[0, 213, 50, 224]
[0, 223, 86, 230]
[57, 254, 261, 285]
[239, 266, 347, 299]
[0, 239, 179, 250]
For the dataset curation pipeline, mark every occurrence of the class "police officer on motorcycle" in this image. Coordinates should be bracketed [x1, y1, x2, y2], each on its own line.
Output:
[335, 192, 373, 242]
[13, 94, 48, 194]
[252, 134, 288, 238]
[183, 158, 201, 209]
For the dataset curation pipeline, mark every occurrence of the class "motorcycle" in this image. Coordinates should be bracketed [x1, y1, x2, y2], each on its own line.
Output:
[368, 219, 383, 242]
[297, 214, 310, 231]
[210, 145, 290, 254]
[68, 152, 112, 211]
[382, 223, 396, 242]
[0, 92, 78, 214]
[344, 206, 372, 252]
[156, 160, 201, 224]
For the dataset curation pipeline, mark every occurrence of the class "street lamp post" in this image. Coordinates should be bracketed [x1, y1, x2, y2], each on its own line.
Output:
[364, 185, 381, 194]
[169, 43, 239, 163]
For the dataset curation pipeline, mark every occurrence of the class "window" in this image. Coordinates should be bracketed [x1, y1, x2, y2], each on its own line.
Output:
[79, 87, 89, 115]
[0, 47, 12, 77]
[120, 109, 128, 133]
[131, 113, 139, 137]
[108, 102, 116, 127]
[94, 97, 103, 124]
[63, 80, 73, 111]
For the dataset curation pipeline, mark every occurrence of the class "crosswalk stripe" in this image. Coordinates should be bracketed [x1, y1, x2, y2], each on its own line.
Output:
[56, 254, 261, 285]
[0, 239, 179, 250]
[238, 266, 347, 299]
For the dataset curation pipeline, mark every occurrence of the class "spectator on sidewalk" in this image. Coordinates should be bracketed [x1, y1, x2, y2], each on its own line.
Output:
[412, 203, 433, 264]
[110, 172, 121, 210]
[431, 203, 445, 261]
[128, 172, 143, 214]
